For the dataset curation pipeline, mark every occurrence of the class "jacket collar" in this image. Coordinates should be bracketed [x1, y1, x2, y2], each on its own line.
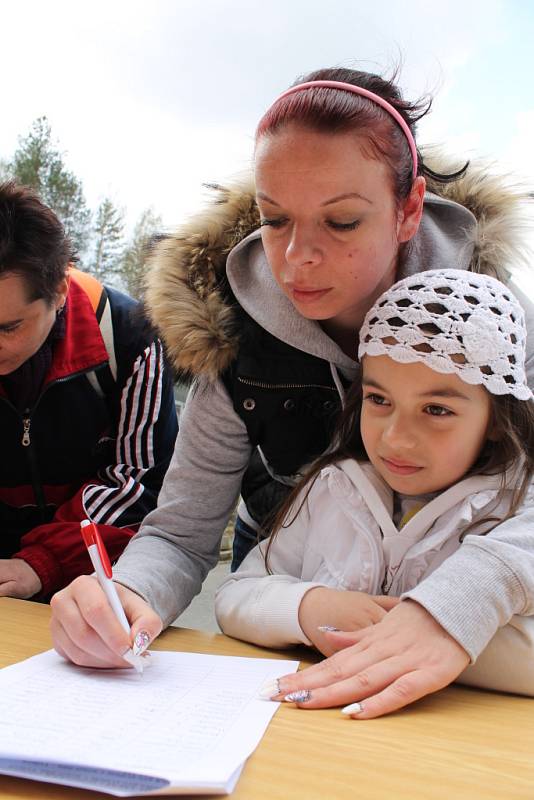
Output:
[339, 458, 512, 542]
[44, 276, 108, 385]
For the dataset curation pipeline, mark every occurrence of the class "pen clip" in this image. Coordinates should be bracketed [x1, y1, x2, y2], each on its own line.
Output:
[80, 521, 113, 579]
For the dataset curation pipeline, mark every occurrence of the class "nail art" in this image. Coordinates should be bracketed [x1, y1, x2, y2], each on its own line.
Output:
[284, 689, 312, 703]
[341, 701, 364, 715]
[317, 625, 340, 632]
[258, 678, 281, 699]
[132, 630, 151, 657]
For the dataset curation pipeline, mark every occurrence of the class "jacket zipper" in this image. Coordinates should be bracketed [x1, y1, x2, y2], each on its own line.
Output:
[2, 360, 109, 508]
[237, 376, 337, 392]
[22, 417, 31, 446]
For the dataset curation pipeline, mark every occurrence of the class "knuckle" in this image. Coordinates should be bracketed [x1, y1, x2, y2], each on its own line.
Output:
[323, 658, 346, 683]
[354, 670, 371, 690]
[72, 575, 92, 590]
[85, 598, 110, 623]
[49, 590, 64, 610]
[391, 677, 417, 701]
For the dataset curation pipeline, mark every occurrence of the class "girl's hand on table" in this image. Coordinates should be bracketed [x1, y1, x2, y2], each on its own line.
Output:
[50, 575, 162, 669]
[298, 586, 399, 655]
[274, 599, 470, 718]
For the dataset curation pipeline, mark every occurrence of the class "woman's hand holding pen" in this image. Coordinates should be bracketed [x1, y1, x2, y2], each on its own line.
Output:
[270, 599, 470, 718]
[50, 575, 162, 669]
[298, 587, 400, 656]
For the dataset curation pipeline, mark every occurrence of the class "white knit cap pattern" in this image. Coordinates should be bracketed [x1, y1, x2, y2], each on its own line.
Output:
[359, 269, 532, 401]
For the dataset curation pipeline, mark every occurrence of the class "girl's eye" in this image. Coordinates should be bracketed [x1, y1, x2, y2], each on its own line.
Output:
[425, 405, 452, 417]
[364, 393, 389, 406]
[0, 325, 20, 335]
[259, 217, 288, 228]
[327, 220, 360, 231]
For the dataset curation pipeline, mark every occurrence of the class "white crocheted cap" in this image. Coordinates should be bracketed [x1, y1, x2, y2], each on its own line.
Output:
[358, 269, 532, 401]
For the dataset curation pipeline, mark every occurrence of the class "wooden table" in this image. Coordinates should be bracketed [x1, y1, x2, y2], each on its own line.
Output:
[1, 597, 533, 800]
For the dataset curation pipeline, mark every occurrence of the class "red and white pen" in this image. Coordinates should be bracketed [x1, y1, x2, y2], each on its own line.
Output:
[80, 519, 145, 673]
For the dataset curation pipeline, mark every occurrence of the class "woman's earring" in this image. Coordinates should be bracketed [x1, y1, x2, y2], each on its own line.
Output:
[56, 303, 66, 317]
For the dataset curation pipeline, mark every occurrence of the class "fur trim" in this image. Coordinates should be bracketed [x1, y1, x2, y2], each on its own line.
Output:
[423, 149, 533, 281]
[144, 154, 532, 378]
[144, 176, 258, 381]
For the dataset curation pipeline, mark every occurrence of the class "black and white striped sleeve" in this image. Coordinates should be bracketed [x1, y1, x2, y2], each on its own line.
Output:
[82, 338, 178, 527]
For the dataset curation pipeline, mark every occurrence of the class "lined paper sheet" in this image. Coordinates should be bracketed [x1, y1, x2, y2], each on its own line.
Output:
[0, 649, 298, 796]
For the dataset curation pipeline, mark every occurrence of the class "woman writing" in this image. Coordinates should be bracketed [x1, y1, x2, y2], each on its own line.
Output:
[50, 67, 534, 714]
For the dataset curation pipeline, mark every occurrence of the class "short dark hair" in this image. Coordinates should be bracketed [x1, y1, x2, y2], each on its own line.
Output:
[0, 181, 74, 304]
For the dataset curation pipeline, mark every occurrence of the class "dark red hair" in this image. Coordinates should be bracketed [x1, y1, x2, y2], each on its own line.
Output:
[256, 67, 465, 205]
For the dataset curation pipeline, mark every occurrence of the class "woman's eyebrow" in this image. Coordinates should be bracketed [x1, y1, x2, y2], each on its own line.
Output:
[256, 191, 373, 206]
[0, 319, 23, 331]
[256, 192, 279, 205]
[322, 192, 373, 206]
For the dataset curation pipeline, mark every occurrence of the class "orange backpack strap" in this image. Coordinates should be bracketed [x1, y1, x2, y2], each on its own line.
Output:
[67, 266, 118, 393]
[68, 266, 107, 317]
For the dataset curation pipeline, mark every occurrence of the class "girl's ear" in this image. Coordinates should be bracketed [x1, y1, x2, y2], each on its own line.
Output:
[397, 176, 426, 244]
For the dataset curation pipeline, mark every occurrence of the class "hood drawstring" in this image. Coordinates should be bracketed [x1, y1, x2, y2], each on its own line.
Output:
[330, 362, 346, 409]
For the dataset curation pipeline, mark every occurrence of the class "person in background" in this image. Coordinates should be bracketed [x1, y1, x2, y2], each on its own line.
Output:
[0, 181, 177, 600]
[50, 67, 534, 714]
[216, 269, 534, 716]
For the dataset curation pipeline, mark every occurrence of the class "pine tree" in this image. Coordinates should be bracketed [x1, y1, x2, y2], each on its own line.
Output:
[91, 198, 125, 284]
[0, 159, 10, 182]
[120, 208, 163, 298]
[9, 117, 91, 255]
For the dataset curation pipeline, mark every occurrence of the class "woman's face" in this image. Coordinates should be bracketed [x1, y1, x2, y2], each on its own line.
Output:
[255, 124, 424, 332]
[0, 272, 68, 376]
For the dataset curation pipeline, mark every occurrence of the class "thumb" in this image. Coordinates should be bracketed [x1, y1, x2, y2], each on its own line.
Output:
[321, 629, 363, 652]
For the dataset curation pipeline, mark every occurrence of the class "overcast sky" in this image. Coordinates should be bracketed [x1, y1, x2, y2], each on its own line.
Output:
[1, 0, 533, 289]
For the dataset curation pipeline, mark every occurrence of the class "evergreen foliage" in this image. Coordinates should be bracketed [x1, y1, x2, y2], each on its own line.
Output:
[8, 117, 91, 255]
[2, 117, 165, 293]
[91, 198, 125, 283]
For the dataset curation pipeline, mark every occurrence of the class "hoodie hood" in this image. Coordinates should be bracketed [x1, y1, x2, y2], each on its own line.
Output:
[144, 153, 532, 379]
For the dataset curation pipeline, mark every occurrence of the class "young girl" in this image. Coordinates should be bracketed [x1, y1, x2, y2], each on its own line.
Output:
[215, 269, 534, 713]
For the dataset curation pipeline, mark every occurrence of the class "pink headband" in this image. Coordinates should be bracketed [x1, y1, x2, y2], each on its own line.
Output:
[273, 80, 418, 181]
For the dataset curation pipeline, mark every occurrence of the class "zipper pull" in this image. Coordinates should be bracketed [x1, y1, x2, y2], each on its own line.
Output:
[22, 417, 31, 447]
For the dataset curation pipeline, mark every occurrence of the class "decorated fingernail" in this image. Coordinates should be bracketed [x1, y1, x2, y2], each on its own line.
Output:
[132, 630, 151, 656]
[258, 678, 282, 699]
[284, 690, 312, 703]
[317, 625, 340, 632]
[341, 702, 364, 715]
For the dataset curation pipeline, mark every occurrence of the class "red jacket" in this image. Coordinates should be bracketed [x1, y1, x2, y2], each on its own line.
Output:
[0, 272, 178, 597]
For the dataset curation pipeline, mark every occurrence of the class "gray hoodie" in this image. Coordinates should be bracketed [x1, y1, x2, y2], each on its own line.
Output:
[113, 162, 534, 663]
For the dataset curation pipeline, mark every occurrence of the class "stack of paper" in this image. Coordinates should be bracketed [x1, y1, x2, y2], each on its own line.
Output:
[0, 649, 299, 796]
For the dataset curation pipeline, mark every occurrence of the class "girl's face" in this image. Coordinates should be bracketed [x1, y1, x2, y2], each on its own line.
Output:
[0, 272, 68, 375]
[360, 355, 493, 496]
[255, 124, 425, 333]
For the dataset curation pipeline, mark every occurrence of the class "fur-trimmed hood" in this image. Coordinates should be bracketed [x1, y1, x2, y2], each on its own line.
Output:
[144, 152, 533, 380]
